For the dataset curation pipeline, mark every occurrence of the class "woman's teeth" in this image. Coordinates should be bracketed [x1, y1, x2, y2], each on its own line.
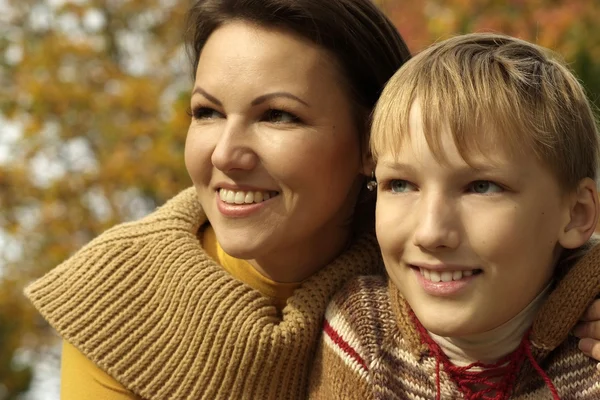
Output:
[218, 189, 278, 204]
[419, 268, 475, 283]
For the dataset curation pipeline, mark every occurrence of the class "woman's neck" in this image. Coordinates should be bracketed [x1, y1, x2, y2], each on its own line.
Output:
[248, 225, 354, 283]
[429, 283, 552, 367]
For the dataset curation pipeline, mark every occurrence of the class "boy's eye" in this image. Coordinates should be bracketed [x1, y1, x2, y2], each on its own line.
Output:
[469, 180, 503, 194]
[263, 109, 300, 124]
[390, 179, 417, 193]
[190, 107, 223, 120]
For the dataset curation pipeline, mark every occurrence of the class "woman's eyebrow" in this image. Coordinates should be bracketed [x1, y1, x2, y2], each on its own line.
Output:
[192, 86, 222, 106]
[251, 92, 310, 107]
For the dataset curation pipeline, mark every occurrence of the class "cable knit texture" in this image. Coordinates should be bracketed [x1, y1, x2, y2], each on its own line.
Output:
[309, 241, 600, 399]
[25, 187, 383, 400]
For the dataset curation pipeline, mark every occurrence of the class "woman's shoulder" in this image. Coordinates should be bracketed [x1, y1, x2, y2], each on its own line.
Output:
[35, 188, 205, 271]
[23, 188, 286, 399]
[25, 187, 208, 302]
[80, 186, 205, 248]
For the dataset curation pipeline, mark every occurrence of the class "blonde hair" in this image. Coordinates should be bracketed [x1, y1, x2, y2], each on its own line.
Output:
[371, 33, 599, 190]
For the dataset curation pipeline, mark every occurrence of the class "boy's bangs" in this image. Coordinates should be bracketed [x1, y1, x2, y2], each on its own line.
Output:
[373, 33, 599, 190]
[370, 79, 414, 161]
[371, 64, 532, 165]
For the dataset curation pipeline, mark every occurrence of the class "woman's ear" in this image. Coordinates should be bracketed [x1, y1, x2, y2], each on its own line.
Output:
[361, 152, 374, 177]
[559, 178, 599, 249]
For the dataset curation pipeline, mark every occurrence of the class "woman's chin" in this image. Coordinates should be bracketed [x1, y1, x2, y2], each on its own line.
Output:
[218, 240, 261, 260]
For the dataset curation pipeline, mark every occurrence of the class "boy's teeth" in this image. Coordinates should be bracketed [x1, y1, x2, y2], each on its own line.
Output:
[420, 268, 475, 282]
[234, 191, 245, 204]
[219, 189, 277, 205]
[441, 271, 453, 282]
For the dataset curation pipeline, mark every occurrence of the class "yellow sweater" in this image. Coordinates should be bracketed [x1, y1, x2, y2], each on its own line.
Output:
[25, 188, 381, 400]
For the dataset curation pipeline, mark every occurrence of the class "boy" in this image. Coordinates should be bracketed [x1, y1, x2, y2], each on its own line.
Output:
[309, 33, 600, 399]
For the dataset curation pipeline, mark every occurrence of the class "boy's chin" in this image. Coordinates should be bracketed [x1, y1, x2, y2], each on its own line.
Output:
[421, 319, 471, 337]
[412, 308, 485, 338]
[424, 322, 474, 337]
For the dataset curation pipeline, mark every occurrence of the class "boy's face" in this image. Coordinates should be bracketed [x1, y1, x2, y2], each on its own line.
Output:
[375, 102, 570, 337]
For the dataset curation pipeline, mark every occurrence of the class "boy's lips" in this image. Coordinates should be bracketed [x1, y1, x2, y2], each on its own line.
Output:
[409, 262, 480, 272]
[406, 263, 483, 296]
[411, 267, 479, 297]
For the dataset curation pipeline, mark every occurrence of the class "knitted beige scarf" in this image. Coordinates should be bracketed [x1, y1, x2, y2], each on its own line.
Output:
[25, 187, 382, 400]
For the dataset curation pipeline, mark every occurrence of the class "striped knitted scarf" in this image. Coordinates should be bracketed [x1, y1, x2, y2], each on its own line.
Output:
[310, 242, 600, 399]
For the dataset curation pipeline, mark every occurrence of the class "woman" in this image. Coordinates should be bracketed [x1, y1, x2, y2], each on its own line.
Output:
[24, 1, 600, 399]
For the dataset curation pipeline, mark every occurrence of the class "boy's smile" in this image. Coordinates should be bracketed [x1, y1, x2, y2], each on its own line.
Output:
[410, 262, 481, 297]
[375, 101, 572, 337]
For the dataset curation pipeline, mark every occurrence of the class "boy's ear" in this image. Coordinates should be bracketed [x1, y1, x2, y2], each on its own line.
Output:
[559, 178, 599, 249]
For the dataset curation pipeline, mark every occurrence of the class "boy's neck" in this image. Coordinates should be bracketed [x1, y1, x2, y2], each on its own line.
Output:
[429, 283, 552, 368]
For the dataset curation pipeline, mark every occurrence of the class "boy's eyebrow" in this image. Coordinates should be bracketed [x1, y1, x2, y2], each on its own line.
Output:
[377, 159, 510, 174]
[377, 161, 419, 174]
[464, 159, 511, 173]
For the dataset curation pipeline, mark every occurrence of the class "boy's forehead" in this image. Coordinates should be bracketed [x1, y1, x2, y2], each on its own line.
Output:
[375, 144, 511, 172]
[377, 120, 518, 169]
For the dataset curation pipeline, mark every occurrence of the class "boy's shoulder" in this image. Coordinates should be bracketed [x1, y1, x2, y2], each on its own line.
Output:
[319, 275, 440, 399]
[329, 274, 389, 301]
[512, 334, 600, 398]
[549, 335, 600, 396]
[326, 275, 392, 328]
[323, 275, 397, 369]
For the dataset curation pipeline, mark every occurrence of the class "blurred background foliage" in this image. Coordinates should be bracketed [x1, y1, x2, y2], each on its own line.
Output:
[0, 0, 598, 398]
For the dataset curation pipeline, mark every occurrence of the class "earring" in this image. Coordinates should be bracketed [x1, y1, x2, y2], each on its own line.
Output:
[366, 171, 377, 191]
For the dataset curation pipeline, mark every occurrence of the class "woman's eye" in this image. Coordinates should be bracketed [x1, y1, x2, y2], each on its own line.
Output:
[190, 107, 223, 120]
[389, 179, 417, 193]
[263, 109, 300, 124]
[469, 180, 503, 194]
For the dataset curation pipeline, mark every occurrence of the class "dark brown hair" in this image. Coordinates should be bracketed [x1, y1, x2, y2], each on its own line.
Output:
[184, 0, 412, 231]
[185, 0, 410, 113]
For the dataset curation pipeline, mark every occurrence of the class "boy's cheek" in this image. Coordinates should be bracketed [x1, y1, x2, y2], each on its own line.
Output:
[375, 201, 411, 247]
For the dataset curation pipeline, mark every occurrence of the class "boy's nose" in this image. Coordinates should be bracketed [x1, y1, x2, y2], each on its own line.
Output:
[211, 122, 259, 172]
[412, 194, 460, 251]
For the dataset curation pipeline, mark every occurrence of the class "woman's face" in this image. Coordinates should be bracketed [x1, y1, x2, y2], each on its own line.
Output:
[185, 21, 366, 282]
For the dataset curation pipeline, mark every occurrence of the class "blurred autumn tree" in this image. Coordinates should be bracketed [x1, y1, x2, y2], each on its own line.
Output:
[385, 0, 600, 108]
[0, 0, 191, 397]
[0, 0, 598, 398]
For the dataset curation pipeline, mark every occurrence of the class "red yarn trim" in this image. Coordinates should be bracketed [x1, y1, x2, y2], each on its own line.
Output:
[524, 339, 561, 399]
[410, 311, 560, 400]
[323, 319, 368, 371]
